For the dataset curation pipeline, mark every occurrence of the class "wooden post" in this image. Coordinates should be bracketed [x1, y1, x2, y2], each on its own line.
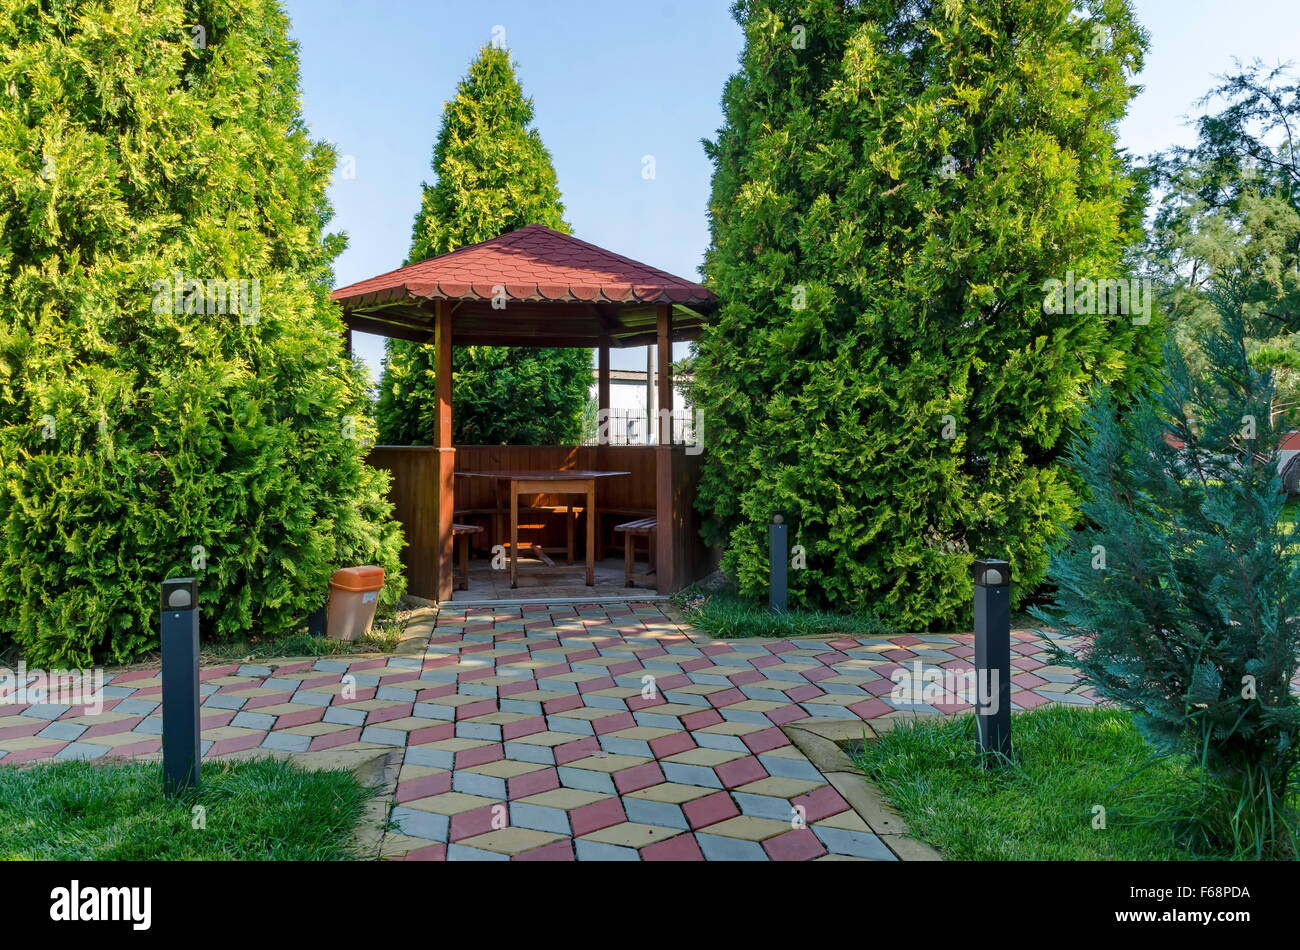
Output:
[655, 304, 675, 593]
[343, 325, 353, 359]
[433, 300, 455, 603]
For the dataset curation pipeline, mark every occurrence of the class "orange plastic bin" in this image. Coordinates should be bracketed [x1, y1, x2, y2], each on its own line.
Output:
[327, 566, 385, 641]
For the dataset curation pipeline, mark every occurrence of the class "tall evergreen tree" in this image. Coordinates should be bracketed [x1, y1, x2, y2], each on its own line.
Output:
[693, 0, 1157, 628]
[375, 45, 591, 446]
[0, 0, 403, 665]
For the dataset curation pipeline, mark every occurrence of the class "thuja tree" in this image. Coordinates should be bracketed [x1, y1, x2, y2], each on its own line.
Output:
[376, 45, 591, 446]
[0, 0, 404, 665]
[1035, 298, 1300, 857]
[693, 0, 1157, 627]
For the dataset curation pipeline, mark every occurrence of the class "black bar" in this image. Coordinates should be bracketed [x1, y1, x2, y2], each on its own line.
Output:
[769, 512, 788, 614]
[972, 558, 1012, 764]
[161, 577, 200, 796]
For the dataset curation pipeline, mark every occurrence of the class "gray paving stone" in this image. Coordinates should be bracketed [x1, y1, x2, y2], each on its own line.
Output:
[236, 665, 273, 678]
[133, 717, 164, 735]
[661, 762, 723, 789]
[323, 706, 367, 726]
[359, 726, 408, 747]
[100, 685, 139, 699]
[447, 843, 510, 861]
[312, 660, 349, 673]
[509, 802, 571, 835]
[55, 742, 109, 761]
[405, 746, 455, 769]
[37, 721, 87, 741]
[623, 797, 689, 830]
[696, 832, 767, 861]
[812, 825, 897, 860]
[202, 693, 247, 711]
[734, 792, 796, 822]
[557, 765, 616, 794]
[290, 691, 333, 707]
[113, 698, 160, 716]
[23, 704, 70, 720]
[503, 741, 555, 765]
[231, 711, 276, 731]
[390, 806, 449, 842]
[376, 685, 418, 702]
[261, 732, 312, 752]
[574, 839, 641, 861]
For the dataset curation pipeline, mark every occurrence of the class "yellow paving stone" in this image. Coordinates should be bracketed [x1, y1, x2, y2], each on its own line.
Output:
[580, 822, 679, 849]
[81, 730, 166, 748]
[669, 683, 732, 696]
[378, 833, 439, 857]
[223, 687, 290, 699]
[458, 827, 565, 855]
[0, 715, 48, 729]
[563, 753, 651, 774]
[510, 787, 610, 809]
[463, 711, 540, 726]
[465, 759, 547, 778]
[698, 815, 790, 842]
[336, 699, 411, 711]
[399, 764, 449, 781]
[584, 687, 642, 700]
[719, 700, 787, 713]
[116, 677, 162, 688]
[204, 675, 258, 687]
[0, 735, 70, 751]
[800, 692, 862, 707]
[402, 791, 496, 815]
[411, 736, 494, 752]
[436, 694, 501, 708]
[508, 730, 586, 748]
[735, 776, 825, 798]
[605, 726, 678, 741]
[541, 671, 608, 684]
[240, 702, 318, 717]
[815, 809, 872, 832]
[815, 853, 868, 861]
[662, 747, 746, 767]
[759, 744, 814, 762]
[638, 702, 711, 718]
[61, 710, 137, 726]
[552, 706, 624, 722]
[695, 721, 766, 737]
[279, 721, 354, 737]
[200, 726, 265, 741]
[625, 782, 716, 804]
[370, 716, 449, 733]
[1031, 681, 1077, 693]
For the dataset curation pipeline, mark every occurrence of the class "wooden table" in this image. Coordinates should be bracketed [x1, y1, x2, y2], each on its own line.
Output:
[455, 470, 631, 588]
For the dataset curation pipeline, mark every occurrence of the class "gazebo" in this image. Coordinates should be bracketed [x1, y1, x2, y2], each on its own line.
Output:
[331, 224, 719, 602]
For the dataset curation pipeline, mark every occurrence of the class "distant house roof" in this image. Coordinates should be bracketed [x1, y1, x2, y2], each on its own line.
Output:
[331, 224, 717, 348]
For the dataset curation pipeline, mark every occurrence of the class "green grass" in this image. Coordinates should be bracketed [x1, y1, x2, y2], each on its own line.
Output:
[676, 590, 883, 639]
[850, 705, 1200, 861]
[0, 757, 374, 860]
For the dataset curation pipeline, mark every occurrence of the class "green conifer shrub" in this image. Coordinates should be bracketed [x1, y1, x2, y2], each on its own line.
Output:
[1036, 295, 1300, 858]
[375, 45, 591, 447]
[0, 0, 403, 665]
[693, 0, 1157, 628]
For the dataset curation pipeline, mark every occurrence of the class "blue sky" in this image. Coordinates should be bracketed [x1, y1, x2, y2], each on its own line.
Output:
[284, 0, 1300, 380]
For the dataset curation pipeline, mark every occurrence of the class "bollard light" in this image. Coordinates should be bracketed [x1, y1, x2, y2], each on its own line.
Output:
[769, 511, 788, 615]
[972, 558, 1012, 766]
[161, 577, 200, 796]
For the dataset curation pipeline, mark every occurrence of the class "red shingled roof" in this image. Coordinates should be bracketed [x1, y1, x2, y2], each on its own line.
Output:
[331, 224, 716, 310]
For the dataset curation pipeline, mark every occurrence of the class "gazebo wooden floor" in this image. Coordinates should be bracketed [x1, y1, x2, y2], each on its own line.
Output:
[450, 556, 651, 603]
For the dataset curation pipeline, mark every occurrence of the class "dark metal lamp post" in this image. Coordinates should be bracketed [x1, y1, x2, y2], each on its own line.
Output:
[161, 577, 200, 796]
[972, 558, 1012, 766]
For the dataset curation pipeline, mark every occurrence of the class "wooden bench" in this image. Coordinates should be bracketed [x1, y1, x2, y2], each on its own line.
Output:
[597, 507, 655, 560]
[452, 523, 484, 591]
[455, 505, 585, 563]
[614, 517, 657, 588]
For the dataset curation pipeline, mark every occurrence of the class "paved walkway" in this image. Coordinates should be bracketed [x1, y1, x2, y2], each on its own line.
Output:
[0, 603, 1095, 861]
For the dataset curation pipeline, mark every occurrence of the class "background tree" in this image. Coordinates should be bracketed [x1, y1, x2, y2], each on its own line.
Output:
[0, 0, 403, 665]
[692, 0, 1157, 628]
[1034, 295, 1300, 858]
[375, 45, 591, 446]
[1142, 63, 1300, 414]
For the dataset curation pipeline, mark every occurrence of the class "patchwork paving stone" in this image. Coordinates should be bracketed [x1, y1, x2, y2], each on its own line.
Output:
[2, 602, 1099, 860]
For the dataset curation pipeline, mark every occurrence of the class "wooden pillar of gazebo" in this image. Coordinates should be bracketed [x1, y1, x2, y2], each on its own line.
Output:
[433, 299, 455, 603]
[655, 303, 674, 594]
